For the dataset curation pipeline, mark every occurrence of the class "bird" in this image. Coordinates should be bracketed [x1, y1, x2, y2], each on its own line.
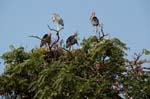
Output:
[40, 33, 51, 48]
[66, 32, 78, 50]
[90, 11, 100, 27]
[51, 13, 64, 30]
[90, 11, 102, 38]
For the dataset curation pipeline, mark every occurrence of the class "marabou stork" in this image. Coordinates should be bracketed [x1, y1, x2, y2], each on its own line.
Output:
[90, 11, 102, 38]
[66, 32, 78, 50]
[40, 33, 51, 48]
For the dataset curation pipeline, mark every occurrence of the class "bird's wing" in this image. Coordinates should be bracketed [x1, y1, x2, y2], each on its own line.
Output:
[58, 18, 64, 26]
[66, 35, 74, 43]
[66, 35, 74, 48]
[91, 16, 99, 26]
[42, 34, 48, 39]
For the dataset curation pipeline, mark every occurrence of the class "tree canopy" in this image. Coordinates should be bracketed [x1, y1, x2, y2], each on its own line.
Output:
[0, 15, 150, 99]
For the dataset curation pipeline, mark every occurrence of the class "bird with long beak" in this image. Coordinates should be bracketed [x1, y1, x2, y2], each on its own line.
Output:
[40, 33, 51, 49]
[90, 11, 101, 38]
[51, 13, 64, 30]
[66, 32, 78, 50]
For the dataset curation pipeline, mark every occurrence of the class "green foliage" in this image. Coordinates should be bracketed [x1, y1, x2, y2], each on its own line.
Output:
[0, 36, 150, 99]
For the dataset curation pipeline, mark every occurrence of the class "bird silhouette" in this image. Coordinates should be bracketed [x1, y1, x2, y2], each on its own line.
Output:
[66, 32, 78, 50]
[90, 11, 102, 38]
[90, 12, 99, 27]
[40, 33, 51, 48]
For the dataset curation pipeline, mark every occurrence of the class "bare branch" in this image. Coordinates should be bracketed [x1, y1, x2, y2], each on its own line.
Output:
[47, 25, 63, 49]
[99, 33, 109, 40]
[47, 24, 63, 33]
[29, 35, 42, 41]
[29, 35, 51, 50]
[29, 35, 49, 42]
[133, 51, 144, 65]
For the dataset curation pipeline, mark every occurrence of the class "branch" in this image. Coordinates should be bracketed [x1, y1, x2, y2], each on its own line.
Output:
[47, 24, 63, 34]
[133, 50, 144, 65]
[47, 25, 63, 49]
[99, 33, 109, 40]
[29, 35, 42, 41]
[29, 35, 50, 43]
[29, 35, 51, 50]
[50, 34, 60, 49]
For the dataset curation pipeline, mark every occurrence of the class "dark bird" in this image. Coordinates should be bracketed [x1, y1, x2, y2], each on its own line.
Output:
[40, 33, 51, 48]
[66, 32, 78, 50]
[51, 13, 64, 30]
[90, 11, 100, 27]
[90, 11, 103, 38]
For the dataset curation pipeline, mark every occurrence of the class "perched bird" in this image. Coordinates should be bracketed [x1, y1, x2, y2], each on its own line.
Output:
[90, 11, 102, 38]
[90, 11, 100, 27]
[66, 32, 78, 50]
[51, 13, 64, 30]
[40, 33, 51, 48]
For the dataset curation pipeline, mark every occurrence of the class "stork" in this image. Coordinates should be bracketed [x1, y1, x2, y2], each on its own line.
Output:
[66, 32, 78, 50]
[40, 33, 51, 49]
[90, 12, 100, 27]
[51, 13, 64, 30]
[90, 11, 102, 38]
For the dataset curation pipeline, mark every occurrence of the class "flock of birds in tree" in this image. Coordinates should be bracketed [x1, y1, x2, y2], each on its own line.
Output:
[39, 11, 103, 50]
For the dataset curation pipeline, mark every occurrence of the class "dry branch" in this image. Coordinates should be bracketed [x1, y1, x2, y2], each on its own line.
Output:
[47, 25, 63, 49]
[29, 35, 42, 41]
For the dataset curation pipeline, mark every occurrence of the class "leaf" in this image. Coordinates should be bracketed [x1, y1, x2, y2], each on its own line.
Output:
[143, 49, 150, 55]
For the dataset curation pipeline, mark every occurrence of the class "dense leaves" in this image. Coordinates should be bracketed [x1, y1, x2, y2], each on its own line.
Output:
[0, 36, 150, 99]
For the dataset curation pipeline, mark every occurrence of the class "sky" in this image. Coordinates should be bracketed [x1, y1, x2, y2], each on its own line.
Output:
[0, 0, 150, 74]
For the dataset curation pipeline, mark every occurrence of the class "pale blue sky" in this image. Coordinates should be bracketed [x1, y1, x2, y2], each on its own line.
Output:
[0, 0, 150, 74]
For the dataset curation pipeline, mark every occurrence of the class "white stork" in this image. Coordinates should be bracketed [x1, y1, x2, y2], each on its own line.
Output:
[66, 32, 78, 50]
[40, 33, 51, 48]
[51, 13, 64, 30]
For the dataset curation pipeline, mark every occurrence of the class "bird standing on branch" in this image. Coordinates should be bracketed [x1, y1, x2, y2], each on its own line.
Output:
[40, 33, 51, 49]
[90, 11, 100, 27]
[51, 13, 64, 31]
[90, 11, 102, 38]
[66, 32, 78, 50]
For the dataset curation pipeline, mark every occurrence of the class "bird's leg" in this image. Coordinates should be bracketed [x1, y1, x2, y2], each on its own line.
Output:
[100, 24, 104, 37]
[96, 26, 100, 39]
[57, 24, 60, 31]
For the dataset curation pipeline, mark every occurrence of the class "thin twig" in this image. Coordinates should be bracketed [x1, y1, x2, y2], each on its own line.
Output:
[29, 35, 42, 41]
[133, 50, 144, 65]
[47, 24, 63, 33]
[99, 33, 109, 40]
[29, 35, 51, 50]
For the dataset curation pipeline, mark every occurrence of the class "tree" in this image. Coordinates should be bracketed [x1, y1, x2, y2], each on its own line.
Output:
[0, 19, 150, 99]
